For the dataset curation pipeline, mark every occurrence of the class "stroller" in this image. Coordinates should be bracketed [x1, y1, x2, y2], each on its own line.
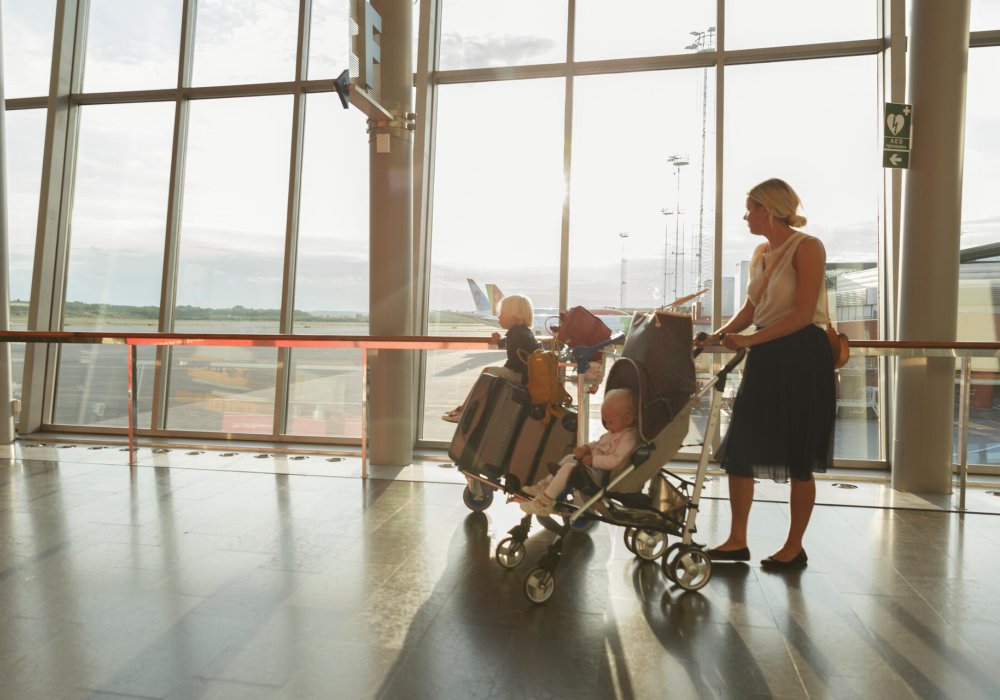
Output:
[452, 311, 745, 604]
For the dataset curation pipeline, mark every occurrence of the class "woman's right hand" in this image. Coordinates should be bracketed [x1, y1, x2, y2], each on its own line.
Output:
[694, 332, 725, 349]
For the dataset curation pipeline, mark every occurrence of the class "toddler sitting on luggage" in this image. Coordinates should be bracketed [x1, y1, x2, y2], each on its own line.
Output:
[521, 388, 639, 516]
[443, 294, 541, 422]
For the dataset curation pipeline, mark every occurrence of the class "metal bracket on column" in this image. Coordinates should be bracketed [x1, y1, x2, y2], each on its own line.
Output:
[368, 110, 417, 153]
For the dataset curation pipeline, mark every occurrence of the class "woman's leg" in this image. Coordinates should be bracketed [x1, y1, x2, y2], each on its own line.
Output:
[770, 477, 815, 560]
[714, 475, 754, 550]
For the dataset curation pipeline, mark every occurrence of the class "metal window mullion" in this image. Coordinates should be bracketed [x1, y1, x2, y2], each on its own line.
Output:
[273, 0, 311, 437]
[879, 0, 906, 466]
[151, 0, 197, 431]
[20, 0, 86, 432]
[558, 0, 574, 312]
[413, 0, 442, 441]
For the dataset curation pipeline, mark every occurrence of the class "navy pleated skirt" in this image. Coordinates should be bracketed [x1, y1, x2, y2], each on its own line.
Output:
[718, 324, 836, 482]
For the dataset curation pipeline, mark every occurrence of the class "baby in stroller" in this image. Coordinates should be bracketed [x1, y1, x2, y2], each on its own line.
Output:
[520, 388, 639, 516]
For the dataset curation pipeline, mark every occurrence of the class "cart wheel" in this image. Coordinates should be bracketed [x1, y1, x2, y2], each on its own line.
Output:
[462, 485, 494, 512]
[634, 530, 668, 561]
[524, 567, 555, 604]
[668, 547, 712, 592]
[623, 527, 638, 554]
[661, 542, 683, 581]
[495, 537, 526, 569]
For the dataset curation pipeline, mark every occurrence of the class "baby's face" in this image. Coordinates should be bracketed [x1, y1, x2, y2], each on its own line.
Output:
[601, 398, 634, 433]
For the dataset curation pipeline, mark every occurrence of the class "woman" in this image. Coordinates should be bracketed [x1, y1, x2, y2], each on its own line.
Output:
[697, 178, 835, 569]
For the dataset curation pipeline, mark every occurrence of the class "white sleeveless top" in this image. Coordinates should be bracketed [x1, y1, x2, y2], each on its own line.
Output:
[746, 231, 827, 328]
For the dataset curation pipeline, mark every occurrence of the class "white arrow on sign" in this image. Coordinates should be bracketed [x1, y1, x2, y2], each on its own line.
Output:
[889, 153, 902, 166]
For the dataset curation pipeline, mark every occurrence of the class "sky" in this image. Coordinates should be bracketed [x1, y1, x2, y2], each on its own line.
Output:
[2, 0, 1000, 317]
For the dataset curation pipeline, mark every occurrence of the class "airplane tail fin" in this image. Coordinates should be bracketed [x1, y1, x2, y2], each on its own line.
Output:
[467, 278, 493, 315]
[485, 283, 504, 316]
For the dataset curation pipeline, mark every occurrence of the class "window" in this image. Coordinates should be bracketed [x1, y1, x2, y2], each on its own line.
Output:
[0, 0, 57, 98]
[439, 0, 567, 70]
[725, 56, 880, 460]
[574, 1, 715, 61]
[82, 0, 183, 92]
[424, 78, 565, 441]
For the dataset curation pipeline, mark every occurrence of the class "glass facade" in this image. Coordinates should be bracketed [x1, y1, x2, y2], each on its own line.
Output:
[1, 1, 999, 470]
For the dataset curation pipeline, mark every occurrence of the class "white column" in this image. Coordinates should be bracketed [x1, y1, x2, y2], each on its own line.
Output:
[891, 0, 971, 493]
[368, 0, 415, 466]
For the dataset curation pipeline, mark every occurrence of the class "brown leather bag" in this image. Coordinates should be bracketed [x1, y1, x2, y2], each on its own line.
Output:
[826, 321, 850, 369]
[824, 291, 849, 369]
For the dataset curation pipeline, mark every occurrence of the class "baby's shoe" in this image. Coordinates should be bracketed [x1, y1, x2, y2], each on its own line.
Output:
[521, 476, 552, 497]
[520, 492, 555, 516]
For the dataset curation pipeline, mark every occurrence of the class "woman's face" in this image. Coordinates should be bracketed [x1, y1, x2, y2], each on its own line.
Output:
[743, 197, 768, 236]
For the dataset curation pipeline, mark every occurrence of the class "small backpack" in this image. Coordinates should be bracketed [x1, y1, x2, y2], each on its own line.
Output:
[519, 348, 573, 423]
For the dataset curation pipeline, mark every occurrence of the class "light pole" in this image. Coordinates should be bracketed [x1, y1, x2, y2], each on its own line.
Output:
[667, 154, 689, 300]
[659, 209, 673, 303]
[618, 232, 629, 308]
[685, 26, 715, 291]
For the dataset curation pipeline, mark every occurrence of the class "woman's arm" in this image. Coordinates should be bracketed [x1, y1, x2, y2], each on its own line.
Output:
[724, 237, 826, 349]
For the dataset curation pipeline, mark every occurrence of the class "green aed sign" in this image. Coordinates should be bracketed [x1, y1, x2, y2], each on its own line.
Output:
[883, 102, 912, 169]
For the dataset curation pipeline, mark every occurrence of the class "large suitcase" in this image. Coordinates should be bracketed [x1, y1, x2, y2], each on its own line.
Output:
[448, 373, 529, 478]
[504, 408, 578, 493]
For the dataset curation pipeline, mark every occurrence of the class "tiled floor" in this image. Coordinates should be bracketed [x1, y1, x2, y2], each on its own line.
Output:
[3, 442, 1000, 699]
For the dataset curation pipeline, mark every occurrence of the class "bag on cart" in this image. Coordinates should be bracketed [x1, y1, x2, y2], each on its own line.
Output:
[505, 409, 578, 493]
[448, 373, 529, 478]
[551, 306, 612, 348]
[520, 348, 573, 423]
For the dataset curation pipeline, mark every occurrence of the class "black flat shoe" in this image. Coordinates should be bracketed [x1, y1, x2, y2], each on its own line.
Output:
[706, 546, 750, 562]
[760, 549, 808, 569]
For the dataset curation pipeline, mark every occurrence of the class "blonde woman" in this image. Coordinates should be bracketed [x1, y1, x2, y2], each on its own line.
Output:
[696, 178, 835, 569]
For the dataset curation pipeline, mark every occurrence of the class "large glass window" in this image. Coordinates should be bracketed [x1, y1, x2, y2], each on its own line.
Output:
[0, 0, 57, 98]
[192, 0, 299, 86]
[972, 0, 1000, 31]
[308, 0, 350, 80]
[726, 0, 877, 50]
[286, 93, 369, 438]
[82, 0, 183, 93]
[574, 1, 715, 61]
[569, 68, 716, 316]
[52, 103, 175, 427]
[725, 56, 880, 460]
[166, 95, 292, 434]
[957, 46, 1000, 465]
[3, 109, 46, 408]
[424, 78, 565, 441]
[439, 0, 567, 70]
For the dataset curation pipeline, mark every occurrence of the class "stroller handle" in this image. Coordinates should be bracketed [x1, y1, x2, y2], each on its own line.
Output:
[569, 332, 626, 372]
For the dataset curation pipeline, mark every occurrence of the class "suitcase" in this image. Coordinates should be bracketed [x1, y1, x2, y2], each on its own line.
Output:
[448, 373, 530, 478]
[505, 408, 578, 493]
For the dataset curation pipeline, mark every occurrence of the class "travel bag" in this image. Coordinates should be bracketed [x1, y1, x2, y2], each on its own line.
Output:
[448, 373, 529, 478]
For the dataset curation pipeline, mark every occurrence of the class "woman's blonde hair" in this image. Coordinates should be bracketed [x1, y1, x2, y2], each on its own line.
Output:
[498, 294, 534, 326]
[748, 178, 807, 229]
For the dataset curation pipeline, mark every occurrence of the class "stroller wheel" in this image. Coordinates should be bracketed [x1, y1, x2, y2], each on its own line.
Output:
[524, 567, 555, 604]
[623, 528, 638, 554]
[634, 530, 668, 561]
[569, 515, 597, 533]
[495, 537, 526, 569]
[462, 484, 494, 512]
[667, 547, 712, 592]
[661, 543, 683, 582]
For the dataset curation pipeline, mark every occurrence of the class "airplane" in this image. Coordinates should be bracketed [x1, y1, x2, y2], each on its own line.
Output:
[465, 278, 632, 336]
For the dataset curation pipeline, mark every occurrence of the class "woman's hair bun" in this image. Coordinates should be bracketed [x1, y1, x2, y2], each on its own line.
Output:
[787, 213, 807, 228]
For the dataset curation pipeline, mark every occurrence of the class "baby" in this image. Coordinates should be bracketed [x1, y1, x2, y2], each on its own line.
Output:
[521, 388, 639, 516]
